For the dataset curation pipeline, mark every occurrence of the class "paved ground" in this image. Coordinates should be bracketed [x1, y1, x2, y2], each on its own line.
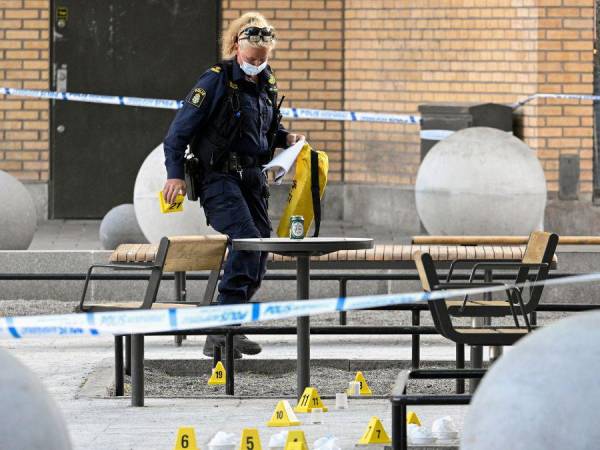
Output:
[1, 334, 467, 450]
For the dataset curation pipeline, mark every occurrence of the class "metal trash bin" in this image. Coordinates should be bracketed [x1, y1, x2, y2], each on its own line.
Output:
[418, 103, 514, 160]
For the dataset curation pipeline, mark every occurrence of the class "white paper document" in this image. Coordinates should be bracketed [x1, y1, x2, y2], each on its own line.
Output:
[262, 139, 305, 184]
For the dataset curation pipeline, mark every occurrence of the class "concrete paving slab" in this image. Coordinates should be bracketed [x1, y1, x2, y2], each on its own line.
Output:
[0, 334, 467, 450]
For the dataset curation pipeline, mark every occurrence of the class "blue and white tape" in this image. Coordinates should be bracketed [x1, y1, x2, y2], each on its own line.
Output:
[0, 87, 182, 110]
[0, 87, 420, 124]
[513, 93, 600, 109]
[3, 87, 598, 122]
[1, 272, 599, 340]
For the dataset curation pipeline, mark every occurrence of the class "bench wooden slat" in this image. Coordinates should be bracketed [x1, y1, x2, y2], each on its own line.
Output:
[85, 302, 198, 310]
[413, 235, 600, 246]
[456, 327, 528, 335]
[163, 235, 228, 272]
[383, 245, 392, 261]
[429, 245, 439, 260]
[473, 246, 484, 259]
[112, 242, 542, 267]
[139, 244, 158, 262]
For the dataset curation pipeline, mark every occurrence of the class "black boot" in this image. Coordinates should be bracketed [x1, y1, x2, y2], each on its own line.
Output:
[234, 334, 262, 355]
[202, 335, 242, 359]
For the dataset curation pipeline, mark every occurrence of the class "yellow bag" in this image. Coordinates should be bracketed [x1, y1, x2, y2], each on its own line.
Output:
[277, 143, 328, 237]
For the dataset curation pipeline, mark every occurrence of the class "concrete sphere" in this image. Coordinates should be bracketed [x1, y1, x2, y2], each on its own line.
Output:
[0, 170, 37, 249]
[0, 348, 72, 449]
[415, 127, 547, 235]
[133, 144, 216, 244]
[99, 203, 148, 250]
[461, 311, 600, 450]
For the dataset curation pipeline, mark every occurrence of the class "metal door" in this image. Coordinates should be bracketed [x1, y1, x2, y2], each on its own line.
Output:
[51, 1, 219, 218]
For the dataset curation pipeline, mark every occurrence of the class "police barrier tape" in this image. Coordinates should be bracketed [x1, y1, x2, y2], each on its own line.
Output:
[0, 86, 420, 124]
[512, 93, 600, 109]
[1, 272, 599, 340]
[2, 87, 598, 123]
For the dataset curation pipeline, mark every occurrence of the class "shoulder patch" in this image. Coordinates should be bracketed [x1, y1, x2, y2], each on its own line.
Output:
[186, 87, 207, 108]
[210, 65, 222, 73]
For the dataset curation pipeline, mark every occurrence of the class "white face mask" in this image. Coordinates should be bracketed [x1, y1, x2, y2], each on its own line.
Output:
[240, 59, 268, 76]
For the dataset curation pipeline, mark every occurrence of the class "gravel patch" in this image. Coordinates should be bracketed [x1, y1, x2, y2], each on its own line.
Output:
[0, 299, 79, 316]
[121, 360, 483, 399]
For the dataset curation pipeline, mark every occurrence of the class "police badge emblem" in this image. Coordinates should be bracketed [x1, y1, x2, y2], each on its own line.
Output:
[186, 88, 206, 108]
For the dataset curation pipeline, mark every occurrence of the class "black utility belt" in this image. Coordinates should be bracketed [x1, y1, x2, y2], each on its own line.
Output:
[216, 152, 267, 174]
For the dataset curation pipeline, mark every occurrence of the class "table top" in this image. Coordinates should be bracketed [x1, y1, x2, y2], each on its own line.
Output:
[232, 237, 374, 256]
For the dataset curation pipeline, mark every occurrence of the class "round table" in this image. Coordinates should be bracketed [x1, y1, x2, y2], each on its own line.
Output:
[233, 237, 374, 398]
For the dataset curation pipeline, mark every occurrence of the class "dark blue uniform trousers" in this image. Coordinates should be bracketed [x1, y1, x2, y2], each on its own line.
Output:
[200, 168, 270, 305]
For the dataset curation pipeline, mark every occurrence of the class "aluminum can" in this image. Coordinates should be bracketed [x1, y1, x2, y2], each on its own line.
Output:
[289, 215, 305, 239]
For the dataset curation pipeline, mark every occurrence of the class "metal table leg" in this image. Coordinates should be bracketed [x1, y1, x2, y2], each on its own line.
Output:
[455, 343, 465, 394]
[131, 334, 144, 407]
[470, 268, 493, 392]
[411, 309, 420, 369]
[174, 271, 185, 346]
[225, 332, 235, 396]
[114, 335, 124, 397]
[338, 278, 347, 325]
[125, 335, 131, 376]
[297, 254, 310, 400]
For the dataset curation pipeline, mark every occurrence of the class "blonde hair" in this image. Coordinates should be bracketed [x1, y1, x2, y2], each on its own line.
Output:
[221, 12, 276, 59]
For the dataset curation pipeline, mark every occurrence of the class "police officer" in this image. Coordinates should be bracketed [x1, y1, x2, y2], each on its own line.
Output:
[162, 12, 304, 358]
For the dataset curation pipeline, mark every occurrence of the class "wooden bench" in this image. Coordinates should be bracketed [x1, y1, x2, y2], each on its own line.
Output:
[78, 235, 228, 407]
[110, 242, 533, 271]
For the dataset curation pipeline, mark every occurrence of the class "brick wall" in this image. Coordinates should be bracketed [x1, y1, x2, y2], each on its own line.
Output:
[0, 0, 49, 181]
[0, 0, 595, 194]
[343, 0, 595, 194]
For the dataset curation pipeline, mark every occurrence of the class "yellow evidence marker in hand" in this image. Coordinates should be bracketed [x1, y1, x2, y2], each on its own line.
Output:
[158, 191, 184, 213]
[174, 427, 199, 450]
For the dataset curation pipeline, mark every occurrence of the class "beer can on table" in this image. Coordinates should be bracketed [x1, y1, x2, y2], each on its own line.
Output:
[289, 215, 305, 239]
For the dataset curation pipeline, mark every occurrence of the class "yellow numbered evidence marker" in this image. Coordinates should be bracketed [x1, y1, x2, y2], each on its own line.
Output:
[208, 361, 226, 386]
[158, 191, 184, 213]
[267, 400, 301, 427]
[356, 416, 391, 446]
[350, 371, 372, 396]
[294, 387, 328, 413]
[284, 430, 308, 450]
[174, 426, 199, 450]
[239, 428, 262, 450]
[407, 411, 421, 426]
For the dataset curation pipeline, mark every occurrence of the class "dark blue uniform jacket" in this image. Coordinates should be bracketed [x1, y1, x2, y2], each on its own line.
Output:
[163, 58, 288, 180]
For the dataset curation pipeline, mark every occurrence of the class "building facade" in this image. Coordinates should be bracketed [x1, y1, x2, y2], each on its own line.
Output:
[0, 0, 597, 229]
